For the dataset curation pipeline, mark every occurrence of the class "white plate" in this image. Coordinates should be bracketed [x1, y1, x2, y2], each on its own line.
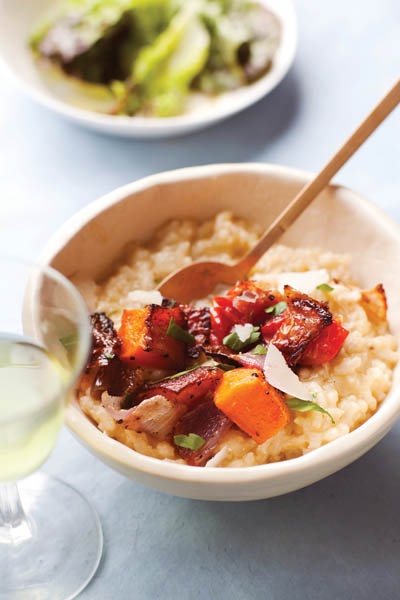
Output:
[0, 0, 297, 138]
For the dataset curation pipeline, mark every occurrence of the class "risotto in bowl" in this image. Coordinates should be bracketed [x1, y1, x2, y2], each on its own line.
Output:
[39, 164, 400, 500]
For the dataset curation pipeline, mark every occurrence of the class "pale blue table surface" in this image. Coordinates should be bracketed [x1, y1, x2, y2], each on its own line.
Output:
[1, 1, 400, 598]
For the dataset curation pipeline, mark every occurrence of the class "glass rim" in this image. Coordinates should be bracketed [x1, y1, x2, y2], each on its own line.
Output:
[0, 256, 91, 425]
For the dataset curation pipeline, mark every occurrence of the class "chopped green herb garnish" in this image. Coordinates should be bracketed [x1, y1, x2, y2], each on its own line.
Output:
[252, 344, 267, 355]
[265, 301, 288, 316]
[104, 352, 115, 359]
[316, 283, 334, 292]
[223, 325, 260, 352]
[286, 397, 335, 424]
[166, 317, 195, 345]
[174, 433, 206, 451]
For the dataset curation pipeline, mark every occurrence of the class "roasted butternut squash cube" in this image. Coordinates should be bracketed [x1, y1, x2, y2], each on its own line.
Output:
[214, 368, 290, 444]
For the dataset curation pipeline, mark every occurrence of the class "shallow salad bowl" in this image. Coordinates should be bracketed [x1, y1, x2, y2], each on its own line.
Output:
[0, 0, 297, 138]
[38, 164, 400, 501]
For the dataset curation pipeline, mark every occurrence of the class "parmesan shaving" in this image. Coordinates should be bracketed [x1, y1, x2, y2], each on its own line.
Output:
[263, 343, 313, 401]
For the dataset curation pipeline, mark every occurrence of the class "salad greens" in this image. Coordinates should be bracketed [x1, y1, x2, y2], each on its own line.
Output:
[30, 0, 281, 117]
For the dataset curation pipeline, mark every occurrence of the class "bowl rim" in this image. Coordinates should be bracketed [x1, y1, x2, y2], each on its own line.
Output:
[0, 0, 297, 137]
[40, 162, 400, 485]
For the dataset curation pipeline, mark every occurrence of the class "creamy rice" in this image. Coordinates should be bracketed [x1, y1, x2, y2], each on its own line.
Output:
[78, 212, 398, 467]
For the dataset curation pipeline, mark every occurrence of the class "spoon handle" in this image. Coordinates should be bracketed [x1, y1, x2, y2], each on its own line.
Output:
[238, 78, 400, 273]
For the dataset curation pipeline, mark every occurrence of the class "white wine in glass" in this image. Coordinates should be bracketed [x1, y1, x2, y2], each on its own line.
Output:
[0, 258, 102, 600]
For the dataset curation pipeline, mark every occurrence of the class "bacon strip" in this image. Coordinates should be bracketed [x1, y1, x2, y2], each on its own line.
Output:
[79, 312, 143, 399]
[180, 305, 211, 358]
[271, 286, 332, 366]
[173, 400, 232, 466]
[136, 366, 222, 407]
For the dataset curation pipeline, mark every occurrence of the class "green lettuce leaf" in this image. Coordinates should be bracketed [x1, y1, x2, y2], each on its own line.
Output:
[133, 5, 210, 115]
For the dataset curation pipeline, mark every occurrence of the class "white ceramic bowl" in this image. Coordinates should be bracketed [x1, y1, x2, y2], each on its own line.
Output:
[39, 164, 400, 500]
[0, 0, 297, 138]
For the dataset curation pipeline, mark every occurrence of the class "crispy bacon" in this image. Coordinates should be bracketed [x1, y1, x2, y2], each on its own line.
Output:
[271, 286, 332, 366]
[79, 312, 143, 398]
[89, 312, 120, 364]
[173, 400, 232, 466]
[180, 305, 211, 357]
[136, 366, 222, 407]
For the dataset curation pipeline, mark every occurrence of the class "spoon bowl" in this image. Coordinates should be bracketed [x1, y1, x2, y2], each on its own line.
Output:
[158, 260, 247, 303]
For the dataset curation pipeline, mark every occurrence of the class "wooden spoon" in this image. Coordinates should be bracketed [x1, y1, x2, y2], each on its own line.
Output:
[158, 79, 400, 303]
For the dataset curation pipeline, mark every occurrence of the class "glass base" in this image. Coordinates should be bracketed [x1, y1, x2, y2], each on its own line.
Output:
[0, 473, 103, 600]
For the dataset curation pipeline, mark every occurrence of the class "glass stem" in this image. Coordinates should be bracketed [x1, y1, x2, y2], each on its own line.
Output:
[0, 483, 33, 544]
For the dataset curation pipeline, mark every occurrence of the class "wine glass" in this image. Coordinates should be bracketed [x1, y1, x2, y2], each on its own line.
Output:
[0, 257, 102, 599]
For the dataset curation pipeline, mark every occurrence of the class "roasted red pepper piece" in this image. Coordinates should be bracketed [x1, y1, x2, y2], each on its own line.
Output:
[118, 305, 187, 370]
[261, 313, 286, 340]
[210, 281, 284, 345]
[298, 318, 349, 366]
[227, 281, 284, 324]
[210, 295, 244, 345]
[136, 366, 223, 407]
